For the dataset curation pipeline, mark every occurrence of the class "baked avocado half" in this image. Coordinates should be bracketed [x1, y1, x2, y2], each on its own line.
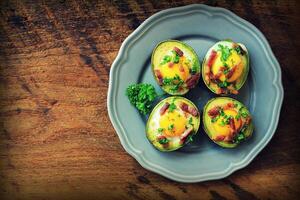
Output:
[146, 96, 200, 151]
[203, 97, 253, 148]
[151, 40, 201, 95]
[202, 40, 249, 95]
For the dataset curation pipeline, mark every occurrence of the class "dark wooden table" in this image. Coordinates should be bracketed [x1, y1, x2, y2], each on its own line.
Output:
[0, 0, 299, 199]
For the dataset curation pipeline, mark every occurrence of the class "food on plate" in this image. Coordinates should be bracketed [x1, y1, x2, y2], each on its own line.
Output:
[151, 40, 201, 95]
[146, 96, 200, 151]
[126, 83, 157, 115]
[203, 97, 253, 148]
[202, 40, 249, 95]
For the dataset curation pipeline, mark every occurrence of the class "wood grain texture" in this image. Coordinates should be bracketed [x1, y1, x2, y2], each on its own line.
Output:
[0, 0, 299, 199]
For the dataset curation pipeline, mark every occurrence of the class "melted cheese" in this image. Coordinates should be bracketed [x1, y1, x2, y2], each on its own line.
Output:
[160, 56, 190, 81]
[159, 110, 187, 137]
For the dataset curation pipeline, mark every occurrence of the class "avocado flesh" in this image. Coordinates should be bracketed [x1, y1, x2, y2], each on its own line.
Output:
[146, 96, 200, 151]
[202, 40, 249, 95]
[151, 40, 201, 95]
[203, 97, 253, 148]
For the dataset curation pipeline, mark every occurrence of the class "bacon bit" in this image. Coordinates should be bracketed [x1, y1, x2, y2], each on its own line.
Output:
[235, 122, 243, 133]
[155, 69, 163, 85]
[227, 85, 239, 94]
[232, 43, 239, 48]
[207, 50, 217, 68]
[160, 102, 170, 115]
[157, 135, 166, 141]
[226, 65, 237, 79]
[208, 70, 223, 82]
[230, 89, 238, 95]
[210, 78, 219, 85]
[186, 73, 200, 89]
[227, 102, 234, 108]
[214, 71, 222, 80]
[205, 73, 210, 83]
[157, 135, 169, 147]
[245, 116, 252, 125]
[210, 66, 226, 80]
[188, 107, 199, 117]
[173, 47, 183, 57]
[183, 112, 189, 118]
[180, 102, 189, 112]
[229, 117, 236, 133]
[216, 87, 227, 94]
[216, 88, 222, 94]
[168, 62, 174, 68]
[180, 127, 193, 144]
[179, 64, 185, 72]
[179, 102, 198, 116]
[219, 66, 226, 71]
[214, 135, 225, 142]
[224, 134, 234, 142]
[224, 102, 234, 110]
[208, 107, 220, 118]
[173, 79, 180, 84]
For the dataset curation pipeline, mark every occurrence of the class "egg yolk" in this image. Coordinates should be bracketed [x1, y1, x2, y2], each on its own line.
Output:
[211, 50, 244, 82]
[160, 56, 190, 81]
[159, 110, 187, 137]
[212, 109, 242, 136]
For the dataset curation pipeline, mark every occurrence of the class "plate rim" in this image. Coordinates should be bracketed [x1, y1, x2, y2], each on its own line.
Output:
[107, 4, 284, 183]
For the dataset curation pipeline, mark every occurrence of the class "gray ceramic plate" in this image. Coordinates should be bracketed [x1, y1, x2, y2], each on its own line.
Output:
[107, 4, 283, 183]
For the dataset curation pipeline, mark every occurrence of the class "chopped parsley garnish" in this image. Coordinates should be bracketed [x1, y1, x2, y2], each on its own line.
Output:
[237, 133, 245, 141]
[223, 68, 229, 75]
[126, 83, 157, 115]
[162, 77, 172, 85]
[158, 137, 169, 144]
[188, 117, 193, 125]
[211, 116, 219, 123]
[219, 109, 225, 116]
[186, 134, 194, 143]
[217, 81, 228, 88]
[241, 112, 248, 118]
[235, 113, 241, 120]
[162, 75, 184, 92]
[218, 115, 232, 126]
[158, 128, 164, 133]
[234, 45, 244, 55]
[240, 125, 248, 133]
[234, 133, 245, 143]
[160, 55, 172, 65]
[191, 62, 198, 74]
[172, 50, 180, 63]
[223, 63, 230, 74]
[224, 115, 232, 124]
[218, 44, 232, 62]
[219, 120, 226, 126]
[168, 102, 177, 112]
[233, 125, 248, 143]
[238, 107, 249, 118]
[168, 124, 174, 131]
